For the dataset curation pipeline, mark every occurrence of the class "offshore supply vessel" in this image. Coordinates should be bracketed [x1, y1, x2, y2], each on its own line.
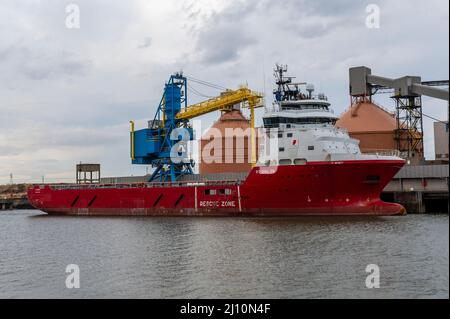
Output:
[28, 65, 406, 216]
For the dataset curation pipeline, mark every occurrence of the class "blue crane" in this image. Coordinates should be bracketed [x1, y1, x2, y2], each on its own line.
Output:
[130, 73, 263, 183]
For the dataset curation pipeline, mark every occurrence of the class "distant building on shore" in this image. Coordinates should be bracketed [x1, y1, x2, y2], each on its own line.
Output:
[434, 121, 449, 162]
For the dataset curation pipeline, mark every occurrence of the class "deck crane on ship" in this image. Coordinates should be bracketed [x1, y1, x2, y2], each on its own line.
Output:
[129, 73, 264, 183]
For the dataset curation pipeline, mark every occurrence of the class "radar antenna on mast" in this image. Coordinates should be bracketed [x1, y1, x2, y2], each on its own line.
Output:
[273, 64, 308, 101]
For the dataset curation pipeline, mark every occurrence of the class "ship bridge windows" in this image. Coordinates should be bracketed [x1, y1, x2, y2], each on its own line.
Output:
[281, 103, 330, 111]
[263, 117, 336, 128]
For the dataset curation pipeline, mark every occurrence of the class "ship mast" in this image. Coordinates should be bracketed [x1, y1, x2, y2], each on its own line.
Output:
[273, 64, 306, 101]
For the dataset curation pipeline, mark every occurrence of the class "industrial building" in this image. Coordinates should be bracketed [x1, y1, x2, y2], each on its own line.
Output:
[434, 121, 449, 162]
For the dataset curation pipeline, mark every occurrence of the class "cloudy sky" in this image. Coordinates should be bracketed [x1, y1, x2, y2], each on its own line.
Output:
[0, 0, 448, 184]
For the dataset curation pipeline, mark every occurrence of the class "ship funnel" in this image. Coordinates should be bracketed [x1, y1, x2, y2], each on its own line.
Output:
[306, 84, 315, 99]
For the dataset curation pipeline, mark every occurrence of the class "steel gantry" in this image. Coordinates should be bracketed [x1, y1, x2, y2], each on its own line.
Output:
[130, 73, 263, 182]
[349, 66, 449, 162]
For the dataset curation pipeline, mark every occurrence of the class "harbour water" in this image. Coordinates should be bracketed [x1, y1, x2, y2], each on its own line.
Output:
[0, 210, 448, 299]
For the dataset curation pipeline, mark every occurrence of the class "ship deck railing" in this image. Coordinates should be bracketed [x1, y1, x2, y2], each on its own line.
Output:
[38, 180, 241, 191]
[362, 149, 402, 157]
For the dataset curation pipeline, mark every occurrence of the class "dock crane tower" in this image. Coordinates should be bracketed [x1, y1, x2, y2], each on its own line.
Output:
[130, 73, 263, 183]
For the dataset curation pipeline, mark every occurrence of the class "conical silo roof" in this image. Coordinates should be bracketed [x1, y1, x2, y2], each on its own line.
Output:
[336, 101, 396, 133]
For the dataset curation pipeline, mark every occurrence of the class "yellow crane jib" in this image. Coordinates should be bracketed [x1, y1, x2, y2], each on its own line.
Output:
[176, 87, 264, 120]
[176, 86, 263, 167]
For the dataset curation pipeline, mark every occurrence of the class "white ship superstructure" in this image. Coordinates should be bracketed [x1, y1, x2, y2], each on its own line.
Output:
[259, 65, 401, 165]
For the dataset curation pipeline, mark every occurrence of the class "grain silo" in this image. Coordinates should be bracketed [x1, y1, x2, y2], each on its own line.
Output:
[199, 110, 258, 174]
[336, 99, 423, 160]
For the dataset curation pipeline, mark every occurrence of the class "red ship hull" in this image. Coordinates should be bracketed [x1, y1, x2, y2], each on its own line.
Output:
[28, 160, 406, 216]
